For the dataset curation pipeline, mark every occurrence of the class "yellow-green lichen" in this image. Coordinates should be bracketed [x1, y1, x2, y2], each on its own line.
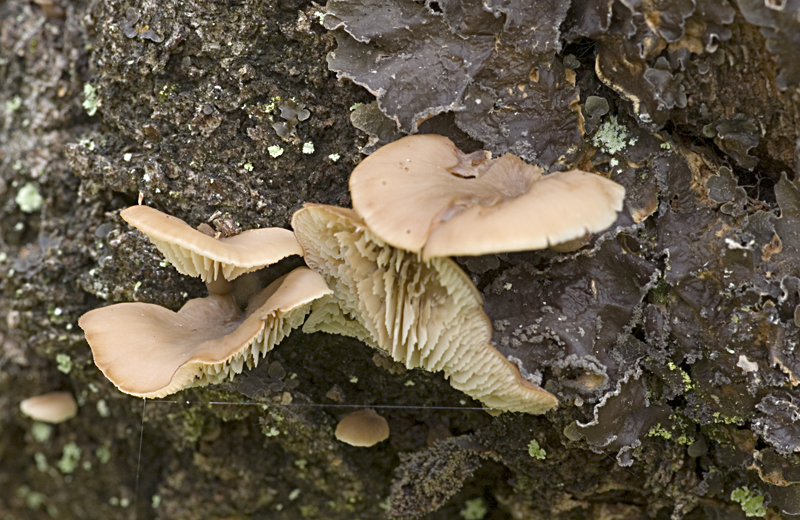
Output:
[34, 452, 48, 472]
[648, 424, 672, 439]
[527, 439, 546, 459]
[83, 83, 98, 116]
[592, 116, 629, 155]
[57, 442, 81, 473]
[31, 422, 53, 443]
[15, 182, 43, 213]
[96, 445, 111, 464]
[460, 498, 487, 520]
[731, 487, 766, 517]
[56, 353, 72, 374]
[5, 95, 22, 112]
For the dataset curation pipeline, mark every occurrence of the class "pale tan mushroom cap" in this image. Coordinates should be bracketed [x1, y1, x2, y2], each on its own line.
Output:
[20, 392, 77, 424]
[79, 267, 332, 398]
[120, 205, 304, 281]
[335, 408, 390, 447]
[292, 203, 558, 414]
[349, 134, 625, 260]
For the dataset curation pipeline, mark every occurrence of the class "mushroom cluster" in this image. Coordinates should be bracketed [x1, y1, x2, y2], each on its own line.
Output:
[79, 134, 625, 414]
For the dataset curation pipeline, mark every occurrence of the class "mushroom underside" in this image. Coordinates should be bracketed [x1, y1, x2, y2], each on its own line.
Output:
[293, 204, 558, 414]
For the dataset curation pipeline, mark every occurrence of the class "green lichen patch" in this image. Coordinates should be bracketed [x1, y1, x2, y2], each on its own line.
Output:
[55, 353, 72, 374]
[527, 439, 546, 459]
[460, 498, 487, 520]
[592, 116, 629, 155]
[82, 83, 98, 116]
[57, 442, 82, 474]
[15, 182, 43, 213]
[730, 487, 766, 517]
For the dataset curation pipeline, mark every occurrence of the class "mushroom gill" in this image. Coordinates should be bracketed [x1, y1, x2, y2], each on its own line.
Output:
[120, 205, 304, 282]
[349, 134, 626, 260]
[78, 267, 332, 398]
[292, 204, 558, 414]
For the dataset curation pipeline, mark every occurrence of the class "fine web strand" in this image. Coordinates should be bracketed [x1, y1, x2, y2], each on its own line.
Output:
[134, 398, 146, 520]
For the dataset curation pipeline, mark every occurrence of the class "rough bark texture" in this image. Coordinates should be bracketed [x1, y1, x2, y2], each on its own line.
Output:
[1, 0, 799, 519]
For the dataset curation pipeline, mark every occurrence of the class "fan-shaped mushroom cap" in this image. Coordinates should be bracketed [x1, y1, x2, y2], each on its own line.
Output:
[20, 392, 77, 424]
[120, 205, 304, 282]
[349, 134, 625, 260]
[78, 267, 332, 398]
[292, 204, 557, 414]
[335, 409, 390, 447]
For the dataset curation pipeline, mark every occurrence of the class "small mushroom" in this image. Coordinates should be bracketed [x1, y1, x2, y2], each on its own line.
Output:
[120, 205, 304, 282]
[335, 409, 390, 447]
[292, 204, 558, 414]
[20, 392, 77, 424]
[349, 134, 625, 260]
[79, 267, 332, 398]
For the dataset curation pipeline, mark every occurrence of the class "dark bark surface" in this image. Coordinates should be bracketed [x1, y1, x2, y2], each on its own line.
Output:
[1, 0, 799, 518]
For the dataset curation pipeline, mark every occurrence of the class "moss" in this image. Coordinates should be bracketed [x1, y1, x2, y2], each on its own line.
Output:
[268, 145, 284, 158]
[15, 182, 44, 213]
[460, 498, 487, 520]
[302, 142, 315, 154]
[730, 487, 766, 517]
[649, 278, 670, 304]
[527, 440, 546, 459]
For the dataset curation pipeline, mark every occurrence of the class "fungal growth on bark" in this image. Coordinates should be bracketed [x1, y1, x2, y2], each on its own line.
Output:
[334, 408, 390, 447]
[120, 205, 304, 282]
[19, 392, 78, 424]
[79, 267, 332, 398]
[349, 134, 626, 260]
[292, 203, 558, 414]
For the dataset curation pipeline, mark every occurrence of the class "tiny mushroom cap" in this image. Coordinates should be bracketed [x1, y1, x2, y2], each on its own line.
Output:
[292, 204, 558, 414]
[79, 267, 332, 398]
[20, 391, 78, 424]
[120, 205, 304, 282]
[335, 409, 390, 447]
[349, 134, 626, 260]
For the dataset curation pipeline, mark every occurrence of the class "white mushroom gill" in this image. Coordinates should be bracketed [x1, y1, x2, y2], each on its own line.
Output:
[292, 204, 558, 414]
